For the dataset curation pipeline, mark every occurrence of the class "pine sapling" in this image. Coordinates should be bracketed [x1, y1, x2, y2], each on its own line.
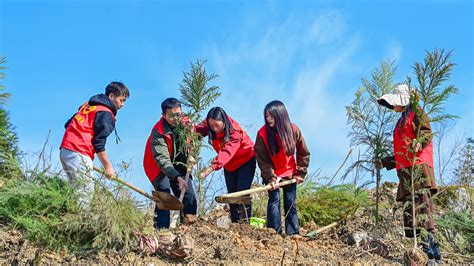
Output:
[175, 59, 221, 216]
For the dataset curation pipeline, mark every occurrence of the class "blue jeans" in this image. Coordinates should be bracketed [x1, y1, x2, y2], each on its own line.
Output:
[223, 157, 256, 223]
[266, 180, 299, 235]
[152, 175, 197, 229]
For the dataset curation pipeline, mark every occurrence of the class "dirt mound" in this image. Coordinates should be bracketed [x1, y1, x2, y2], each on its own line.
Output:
[1, 218, 390, 264]
[1, 184, 472, 264]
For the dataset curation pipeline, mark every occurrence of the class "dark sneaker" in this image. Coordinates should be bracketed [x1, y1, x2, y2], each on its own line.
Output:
[428, 232, 441, 262]
[421, 241, 434, 259]
[432, 242, 441, 262]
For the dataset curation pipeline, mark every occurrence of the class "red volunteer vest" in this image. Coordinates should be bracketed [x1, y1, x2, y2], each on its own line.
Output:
[143, 118, 173, 183]
[257, 124, 297, 178]
[211, 118, 254, 172]
[393, 111, 434, 170]
[60, 102, 116, 160]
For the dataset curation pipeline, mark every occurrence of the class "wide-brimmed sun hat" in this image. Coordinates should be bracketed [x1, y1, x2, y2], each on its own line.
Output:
[377, 84, 411, 109]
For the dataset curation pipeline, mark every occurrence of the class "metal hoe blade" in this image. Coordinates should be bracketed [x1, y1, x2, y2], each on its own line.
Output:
[215, 195, 252, 204]
[152, 190, 184, 210]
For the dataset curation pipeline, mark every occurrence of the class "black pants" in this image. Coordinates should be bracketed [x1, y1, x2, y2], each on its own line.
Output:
[152, 175, 197, 229]
[223, 157, 256, 223]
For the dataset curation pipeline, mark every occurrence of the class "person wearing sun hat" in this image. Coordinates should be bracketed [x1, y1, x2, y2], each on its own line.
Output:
[377, 83, 412, 109]
[375, 84, 440, 263]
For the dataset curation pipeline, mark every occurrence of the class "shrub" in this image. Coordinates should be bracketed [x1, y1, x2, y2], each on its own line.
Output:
[297, 183, 369, 226]
[0, 172, 152, 252]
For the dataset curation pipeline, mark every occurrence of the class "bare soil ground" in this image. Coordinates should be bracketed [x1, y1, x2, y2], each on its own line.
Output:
[1, 188, 472, 264]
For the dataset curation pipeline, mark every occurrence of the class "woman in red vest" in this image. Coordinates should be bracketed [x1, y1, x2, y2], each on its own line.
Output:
[196, 107, 256, 223]
[254, 100, 310, 236]
[376, 84, 440, 263]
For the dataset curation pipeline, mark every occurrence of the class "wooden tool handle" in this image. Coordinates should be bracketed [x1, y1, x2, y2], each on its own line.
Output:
[178, 157, 195, 203]
[219, 178, 296, 199]
[93, 166, 154, 201]
[305, 222, 338, 238]
[178, 171, 190, 203]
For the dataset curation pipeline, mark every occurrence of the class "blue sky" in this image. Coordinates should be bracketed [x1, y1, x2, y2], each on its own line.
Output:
[1, 0, 473, 196]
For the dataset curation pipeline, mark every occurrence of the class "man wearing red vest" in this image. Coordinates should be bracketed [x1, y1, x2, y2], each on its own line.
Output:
[143, 98, 197, 229]
[60, 81, 129, 204]
[376, 84, 440, 263]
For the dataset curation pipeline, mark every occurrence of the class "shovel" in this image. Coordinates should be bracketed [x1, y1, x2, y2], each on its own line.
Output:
[151, 156, 196, 211]
[215, 178, 296, 204]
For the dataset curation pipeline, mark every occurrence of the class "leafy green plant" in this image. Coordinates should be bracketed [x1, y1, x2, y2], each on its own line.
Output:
[453, 138, 474, 188]
[0, 56, 21, 179]
[402, 48, 458, 249]
[176, 59, 221, 216]
[413, 49, 458, 123]
[297, 182, 369, 226]
[345, 60, 398, 227]
[0, 171, 152, 252]
[61, 178, 152, 251]
[0, 174, 80, 250]
[179, 59, 221, 123]
[436, 210, 473, 254]
[0, 57, 10, 105]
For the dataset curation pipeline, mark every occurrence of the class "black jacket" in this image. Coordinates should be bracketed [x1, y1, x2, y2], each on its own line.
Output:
[65, 94, 117, 153]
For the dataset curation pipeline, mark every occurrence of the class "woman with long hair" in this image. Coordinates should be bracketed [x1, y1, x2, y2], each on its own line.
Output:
[195, 107, 256, 223]
[254, 100, 310, 236]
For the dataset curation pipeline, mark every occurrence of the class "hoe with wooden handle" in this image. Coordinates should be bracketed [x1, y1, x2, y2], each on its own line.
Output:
[93, 166, 155, 201]
[93, 159, 193, 211]
[215, 178, 296, 204]
[151, 155, 196, 211]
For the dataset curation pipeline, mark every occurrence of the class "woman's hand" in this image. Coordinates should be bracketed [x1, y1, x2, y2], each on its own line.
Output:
[294, 175, 304, 184]
[414, 142, 422, 153]
[269, 177, 281, 190]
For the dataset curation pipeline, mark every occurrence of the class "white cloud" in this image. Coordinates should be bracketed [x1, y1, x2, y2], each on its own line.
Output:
[207, 9, 360, 176]
[290, 37, 359, 129]
[385, 39, 403, 62]
[306, 10, 347, 45]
